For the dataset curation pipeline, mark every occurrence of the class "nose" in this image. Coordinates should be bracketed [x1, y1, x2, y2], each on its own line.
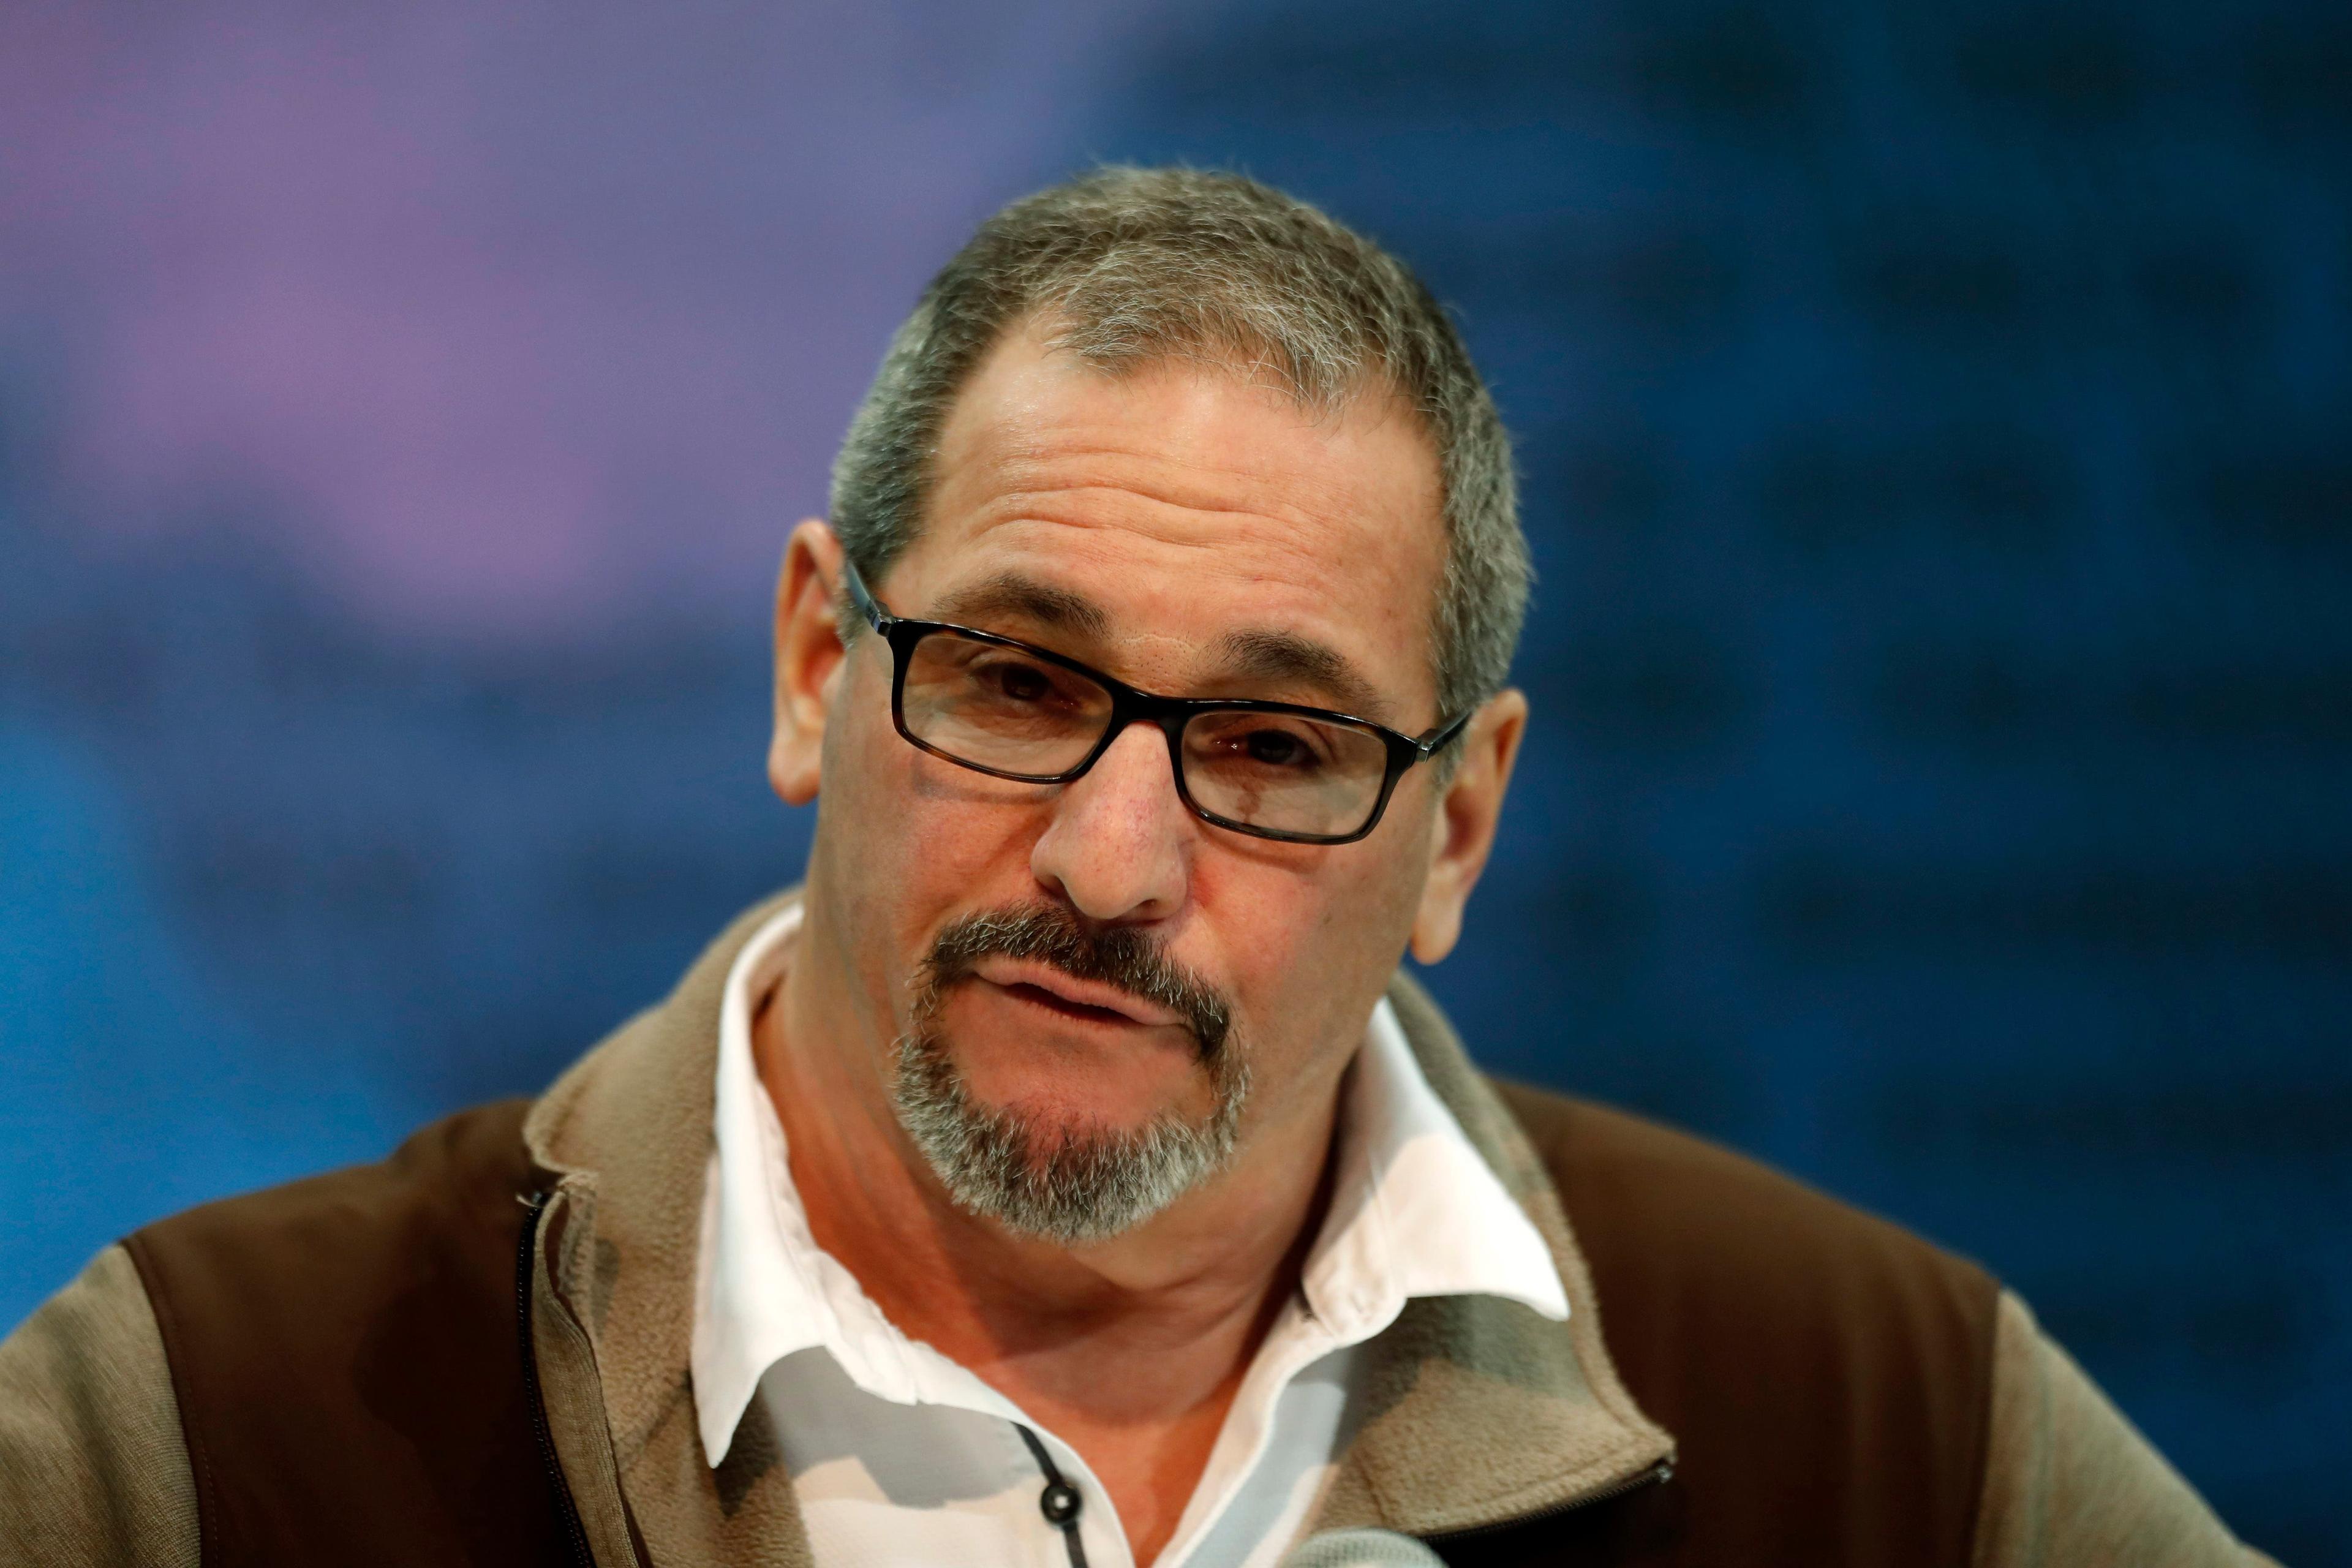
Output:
[1029, 720, 1192, 924]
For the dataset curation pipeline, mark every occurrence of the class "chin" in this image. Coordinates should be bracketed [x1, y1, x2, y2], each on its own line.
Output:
[888, 1027, 1253, 1245]
[959, 1062, 1199, 1139]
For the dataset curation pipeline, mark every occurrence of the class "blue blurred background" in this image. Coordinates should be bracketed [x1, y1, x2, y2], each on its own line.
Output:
[2, 1, 2345, 1558]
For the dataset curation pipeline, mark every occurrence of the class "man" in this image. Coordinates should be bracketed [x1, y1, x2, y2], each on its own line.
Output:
[1, 169, 2267, 1567]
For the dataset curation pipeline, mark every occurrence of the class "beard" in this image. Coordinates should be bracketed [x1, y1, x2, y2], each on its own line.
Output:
[889, 903, 1250, 1245]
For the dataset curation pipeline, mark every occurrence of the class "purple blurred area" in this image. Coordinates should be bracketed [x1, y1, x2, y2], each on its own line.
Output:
[3, 2, 2348, 1561]
[1, 1, 1170, 635]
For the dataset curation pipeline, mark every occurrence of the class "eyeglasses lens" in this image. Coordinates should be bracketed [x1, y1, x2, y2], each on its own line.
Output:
[1178, 710, 1387, 838]
[899, 631, 1110, 777]
[896, 628, 1388, 840]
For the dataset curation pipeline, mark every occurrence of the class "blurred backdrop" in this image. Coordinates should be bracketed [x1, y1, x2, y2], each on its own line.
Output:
[2, 1, 2346, 1558]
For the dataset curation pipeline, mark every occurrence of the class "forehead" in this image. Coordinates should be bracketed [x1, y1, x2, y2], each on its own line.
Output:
[894, 321, 1450, 717]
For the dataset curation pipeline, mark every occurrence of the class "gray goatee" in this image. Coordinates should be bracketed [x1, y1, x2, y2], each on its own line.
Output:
[890, 904, 1248, 1245]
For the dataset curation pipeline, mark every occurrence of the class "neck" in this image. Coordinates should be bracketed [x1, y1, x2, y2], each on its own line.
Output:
[756, 892, 1346, 1562]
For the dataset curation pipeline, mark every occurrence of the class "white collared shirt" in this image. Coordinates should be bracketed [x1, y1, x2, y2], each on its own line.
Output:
[692, 902, 1567, 1568]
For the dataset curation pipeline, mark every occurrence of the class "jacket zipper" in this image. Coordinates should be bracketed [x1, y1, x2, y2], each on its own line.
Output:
[1423, 1457, 1676, 1546]
[517, 1188, 601, 1568]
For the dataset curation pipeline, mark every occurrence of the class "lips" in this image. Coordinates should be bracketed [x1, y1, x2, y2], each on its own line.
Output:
[966, 955, 1188, 1030]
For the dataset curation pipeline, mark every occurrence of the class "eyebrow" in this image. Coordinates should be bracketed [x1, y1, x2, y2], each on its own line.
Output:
[926, 569, 1393, 722]
[1213, 627, 1392, 724]
[930, 571, 1112, 641]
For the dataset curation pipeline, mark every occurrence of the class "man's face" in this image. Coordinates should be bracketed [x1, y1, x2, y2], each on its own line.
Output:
[799, 321, 1459, 1234]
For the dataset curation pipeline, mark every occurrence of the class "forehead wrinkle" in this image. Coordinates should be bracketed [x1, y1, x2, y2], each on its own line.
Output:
[976, 405, 1389, 537]
[963, 476, 1391, 612]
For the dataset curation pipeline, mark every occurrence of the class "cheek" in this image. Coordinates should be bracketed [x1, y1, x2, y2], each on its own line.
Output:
[1197, 842, 1425, 1072]
[823, 698, 1052, 962]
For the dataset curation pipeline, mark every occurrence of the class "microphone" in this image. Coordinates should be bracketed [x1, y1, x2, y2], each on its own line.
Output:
[1280, 1528, 1446, 1567]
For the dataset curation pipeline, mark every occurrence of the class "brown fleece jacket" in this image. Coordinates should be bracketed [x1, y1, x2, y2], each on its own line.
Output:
[0, 893, 2274, 1566]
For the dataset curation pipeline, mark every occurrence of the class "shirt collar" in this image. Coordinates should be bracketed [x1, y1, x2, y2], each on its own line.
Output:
[690, 899, 1568, 1467]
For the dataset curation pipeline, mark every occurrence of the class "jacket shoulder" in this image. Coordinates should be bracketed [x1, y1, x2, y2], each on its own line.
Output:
[128, 1096, 539, 1274]
[1493, 1080, 2003, 1568]
[1495, 1082, 1991, 1297]
[121, 1098, 541, 1411]
[119, 1098, 572, 1566]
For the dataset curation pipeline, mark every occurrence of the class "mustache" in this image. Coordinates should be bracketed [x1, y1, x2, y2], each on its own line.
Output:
[916, 903, 1233, 1062]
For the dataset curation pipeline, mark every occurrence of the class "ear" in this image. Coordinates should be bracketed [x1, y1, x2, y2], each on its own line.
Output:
[767, 519, 850, 806]
[1409, 688, 1529, 965]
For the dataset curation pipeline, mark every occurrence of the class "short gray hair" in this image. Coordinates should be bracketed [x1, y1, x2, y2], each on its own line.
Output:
[829, 166, 1529, 722]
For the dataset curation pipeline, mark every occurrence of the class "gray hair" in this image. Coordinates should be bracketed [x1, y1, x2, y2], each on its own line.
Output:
[828, 166, 1529, 724]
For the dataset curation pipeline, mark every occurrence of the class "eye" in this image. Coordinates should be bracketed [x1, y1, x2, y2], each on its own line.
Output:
[1244, 728, 1313, 767]
[1212, 721, 1340, 775]
[986, 660, 1053, 703]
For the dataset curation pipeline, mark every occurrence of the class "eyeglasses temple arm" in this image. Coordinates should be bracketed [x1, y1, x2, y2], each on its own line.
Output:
[1415, 707, 1477, 758]
[841, 555, 888, 633]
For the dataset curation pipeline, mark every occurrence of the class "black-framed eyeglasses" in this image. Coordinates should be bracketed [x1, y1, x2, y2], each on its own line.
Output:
[843, 558, 1471, 845]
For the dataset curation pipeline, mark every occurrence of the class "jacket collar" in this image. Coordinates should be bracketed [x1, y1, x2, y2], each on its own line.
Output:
[1310, 976, 1675, 1537]
[692, 897, 1576, 1475]
[521, 891, 1674, 1553]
